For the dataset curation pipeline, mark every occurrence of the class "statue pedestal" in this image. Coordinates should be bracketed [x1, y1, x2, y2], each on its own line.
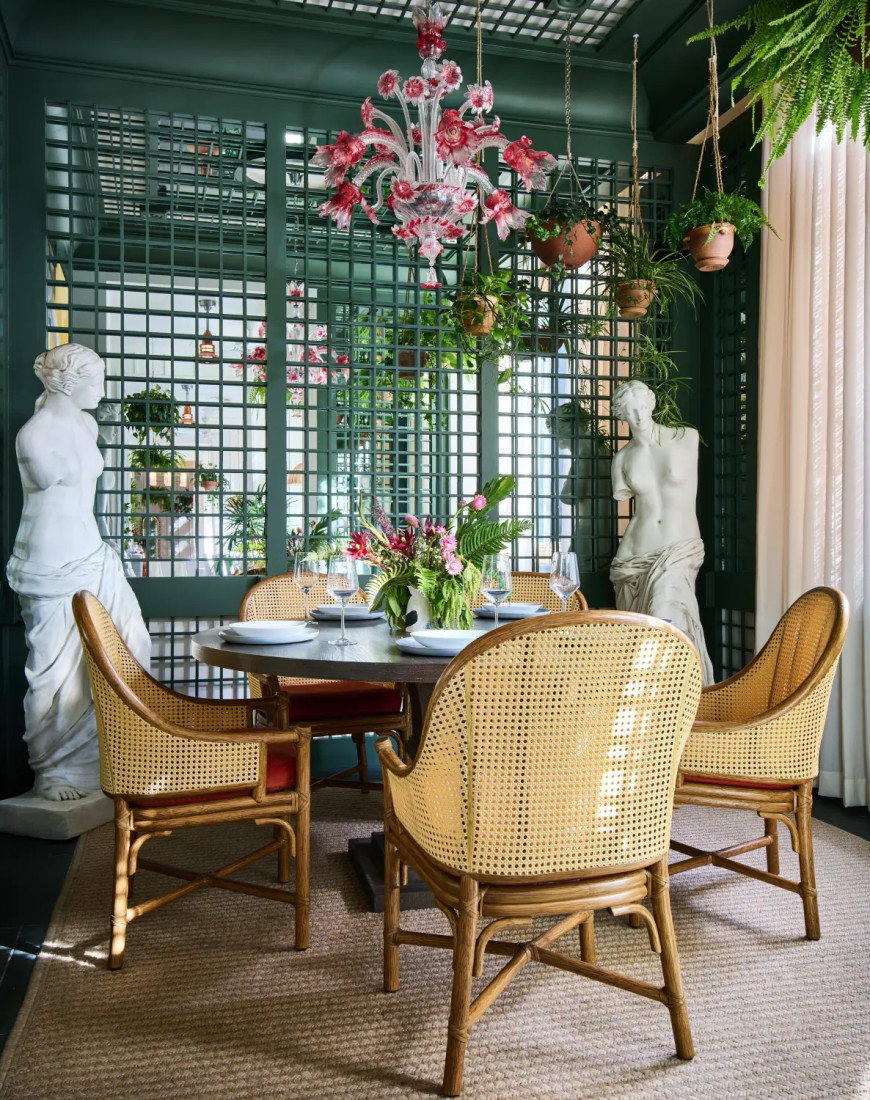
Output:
[0, 789, 113, 840]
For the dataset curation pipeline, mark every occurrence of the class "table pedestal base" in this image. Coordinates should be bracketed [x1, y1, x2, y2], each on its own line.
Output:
[348, 831, 434, 911]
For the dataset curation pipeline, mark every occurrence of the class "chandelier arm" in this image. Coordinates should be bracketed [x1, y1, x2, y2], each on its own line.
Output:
[466, 164, 495, 194]
[359, 134, 407, 160]
[354, 154, 398, 187]
[369, 105, 412, 154]
[372, 164, 399, 210]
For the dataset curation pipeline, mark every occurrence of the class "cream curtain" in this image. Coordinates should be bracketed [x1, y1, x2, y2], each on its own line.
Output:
[756, 112, 870, 808]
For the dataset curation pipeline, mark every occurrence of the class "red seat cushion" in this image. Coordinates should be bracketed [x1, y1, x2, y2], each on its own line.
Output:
[281, 680, 403, 722]
[680, 773, 794, 791]
[130, 742, 297, 807]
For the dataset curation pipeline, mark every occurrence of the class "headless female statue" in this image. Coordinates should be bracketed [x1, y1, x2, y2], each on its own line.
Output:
[6, 344, 151, 800]
[609, 379, 714, 683]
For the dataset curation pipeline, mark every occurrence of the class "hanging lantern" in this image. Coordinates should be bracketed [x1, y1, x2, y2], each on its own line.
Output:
[314, 1, 556, 287]
[198, 298, 217, 360]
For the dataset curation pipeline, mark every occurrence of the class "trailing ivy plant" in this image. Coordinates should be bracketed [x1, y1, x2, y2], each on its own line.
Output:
[525, 196, 620, 244]
[691, 1, 870, 185]
[603, 222, 702, 319]
[626, 334, 697, 434]
[664, 187, 774, 253]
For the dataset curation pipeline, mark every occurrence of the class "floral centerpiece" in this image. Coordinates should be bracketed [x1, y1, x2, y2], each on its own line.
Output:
[348, 475, 531, 630]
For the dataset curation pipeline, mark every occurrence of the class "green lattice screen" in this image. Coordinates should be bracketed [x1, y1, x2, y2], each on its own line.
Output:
[45, 102, 268, 578]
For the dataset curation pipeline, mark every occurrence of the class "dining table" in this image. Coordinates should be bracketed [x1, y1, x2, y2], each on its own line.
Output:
[191, 615, 507, 910]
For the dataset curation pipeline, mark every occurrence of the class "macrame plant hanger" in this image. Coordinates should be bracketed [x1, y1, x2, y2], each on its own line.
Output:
[460, 0, 494, 288]
[692, 0, 725, 204]
[629, 34, 644, 238]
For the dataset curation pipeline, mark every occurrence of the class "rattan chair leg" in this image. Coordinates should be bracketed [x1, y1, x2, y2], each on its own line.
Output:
[650, 858, 693, 1060]
[795, 782, 820, 940]
[579, 913, 596, 964]
[294, 806, 310, 951]
[442, 875, 479, 1097]
[764, 816, 780, 876]
[110, 799, 132, 971]
[384, 832, 402, 993]
[276, 822, 291, 884]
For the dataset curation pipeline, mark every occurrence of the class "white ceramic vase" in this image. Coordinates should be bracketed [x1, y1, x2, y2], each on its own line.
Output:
[405, 585, 434, 633]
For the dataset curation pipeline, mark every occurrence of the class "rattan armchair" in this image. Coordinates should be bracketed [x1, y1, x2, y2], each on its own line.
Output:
[671, 586, 849, 940]
[240, 573, 411, 791]
[73, 591, 311, 969]
[467, 570, 589, 612]
[377, 612, 702, 1096]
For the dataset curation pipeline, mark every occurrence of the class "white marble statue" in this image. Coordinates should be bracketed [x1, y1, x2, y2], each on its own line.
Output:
[608, 379, 714, 683]
[5, 344, 151, 802]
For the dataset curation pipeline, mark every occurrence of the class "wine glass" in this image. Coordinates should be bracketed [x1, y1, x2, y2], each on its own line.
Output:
[550, 551, 579, 613]
[480, 552, 512, 629]
[327, 554, 358, 647]
[293, 554, 319, 623]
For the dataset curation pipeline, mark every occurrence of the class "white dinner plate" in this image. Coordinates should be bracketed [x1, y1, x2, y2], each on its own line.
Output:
[409, 629, 486, 655]
[220, 623, 318, 645]
[395, 636, 465, 658]
[313, 604, 383, 620]
[474, 603, 547, 619]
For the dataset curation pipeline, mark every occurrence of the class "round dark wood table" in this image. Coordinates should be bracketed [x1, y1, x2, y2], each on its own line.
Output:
[192, 618, 501, 911]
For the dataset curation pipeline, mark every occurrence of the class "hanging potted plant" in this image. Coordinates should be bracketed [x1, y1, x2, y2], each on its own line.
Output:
[445, 270, 530, 373]
[525, 196, 618, 273]
[605, 222, 701, 317]
[664, 188, 773, 272]
[691, 1, 870, 186]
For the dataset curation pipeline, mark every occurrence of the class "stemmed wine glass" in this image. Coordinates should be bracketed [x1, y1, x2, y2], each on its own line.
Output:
[293, 554, 320, 623]
[480, 552, 512, 629]
[550, 551, 580, 613]
[327, 554, 358, 647]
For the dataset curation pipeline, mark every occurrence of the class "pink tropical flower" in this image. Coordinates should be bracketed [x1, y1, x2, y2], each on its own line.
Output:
[403, 76, 426, 102]
[406, 514, 420, 528]
[389, 529, 416, 557]
[347, 532, 369, 560]
[465, 81, 494, 113]
[333, 353, 350, 365]
[312, 130, 366, 188]
[503, 136, 557, 191]
[319, 181, 377, 229]
[472, 494, 487, 511]
[361, 97, 374, 128]
[435, 109, 478, 165]
[377, 70, 399, 98]
[445, 555, 464, 576]
[439, 61, 462, 91]
[482, 189, 529, 241]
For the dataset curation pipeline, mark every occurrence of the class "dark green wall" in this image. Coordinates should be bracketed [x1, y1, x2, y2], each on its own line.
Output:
[0, 0, 714, 797]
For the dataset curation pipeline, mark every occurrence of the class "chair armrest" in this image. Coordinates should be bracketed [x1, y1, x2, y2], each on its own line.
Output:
[171, 722, 309, 746]
[375, 736, 412, 778]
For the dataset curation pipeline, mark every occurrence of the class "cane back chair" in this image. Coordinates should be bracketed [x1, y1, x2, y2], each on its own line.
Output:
[240, 573, 411, 792]
[73, 591, 311, 969]
[467, 570, 589, 612]
[671, 586, 849, 940]
[377, 612, 702, 1096]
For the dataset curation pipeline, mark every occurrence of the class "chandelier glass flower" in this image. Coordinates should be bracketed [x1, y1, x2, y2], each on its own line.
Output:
[314, 1, 557, 287]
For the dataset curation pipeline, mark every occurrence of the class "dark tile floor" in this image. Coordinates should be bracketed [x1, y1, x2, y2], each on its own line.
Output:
[0, 796, 867, 1058]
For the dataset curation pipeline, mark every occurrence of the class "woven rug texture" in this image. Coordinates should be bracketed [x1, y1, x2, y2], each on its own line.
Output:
[1, 791, 868, 1100]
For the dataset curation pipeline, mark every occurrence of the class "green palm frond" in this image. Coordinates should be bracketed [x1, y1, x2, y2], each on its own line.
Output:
[458, 518, 532, 566]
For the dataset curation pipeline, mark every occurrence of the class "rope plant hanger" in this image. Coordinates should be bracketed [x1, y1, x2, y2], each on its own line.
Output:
[663, 0, 773, 274]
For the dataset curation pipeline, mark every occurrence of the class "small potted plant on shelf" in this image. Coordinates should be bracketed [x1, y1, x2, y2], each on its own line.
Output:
[604, 221, 701, 319]
[664, 187, 773, 272]
[525, 196, 618, 273]
[445, 270, 530, 370]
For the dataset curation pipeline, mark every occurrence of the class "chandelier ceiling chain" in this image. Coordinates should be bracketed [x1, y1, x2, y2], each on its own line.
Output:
[314, 0, 556, 287]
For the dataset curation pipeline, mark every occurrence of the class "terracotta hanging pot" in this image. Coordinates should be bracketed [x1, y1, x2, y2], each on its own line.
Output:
[615, 279, 656, 319]
[397, 349, 430, 372]
[684, 222, 735, 272]
[457, 293, 498, 335]
[530, 219, 601, 270]
[521, 327, 565, 355]
[200, 480, 219, 492]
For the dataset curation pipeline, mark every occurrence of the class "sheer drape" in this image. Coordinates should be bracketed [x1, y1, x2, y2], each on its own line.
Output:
[756, 112, 870, 808]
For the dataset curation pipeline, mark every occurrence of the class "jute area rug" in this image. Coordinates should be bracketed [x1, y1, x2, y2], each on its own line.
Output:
[1, 791, 868, 1100]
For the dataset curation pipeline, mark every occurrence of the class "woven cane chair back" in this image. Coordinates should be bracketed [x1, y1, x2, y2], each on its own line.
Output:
[682, 587, 848, 782]
[467, 571, 588, 612]
[74, 592, 259, 798]
[389, 613, 702, 878]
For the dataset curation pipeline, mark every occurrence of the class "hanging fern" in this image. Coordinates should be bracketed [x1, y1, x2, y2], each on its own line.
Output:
[691, 0, 870, 185]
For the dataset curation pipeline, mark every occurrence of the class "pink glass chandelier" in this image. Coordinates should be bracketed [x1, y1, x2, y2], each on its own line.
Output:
[315, 1, 557, 287]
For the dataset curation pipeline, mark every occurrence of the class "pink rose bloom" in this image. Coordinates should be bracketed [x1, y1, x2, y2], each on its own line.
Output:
[445, 556, 464, 576]
[440, 533, 457, 553]
[251, 345, 266, 361]
[377, 70, 399, 99]
[503, 136, 557, 191]
[333, 353, 350, 365]
[435, 109, 478, 166]
[472, 494, 487, 511]
[403, 76, 426, 102]
[406, 514, 420, 528]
